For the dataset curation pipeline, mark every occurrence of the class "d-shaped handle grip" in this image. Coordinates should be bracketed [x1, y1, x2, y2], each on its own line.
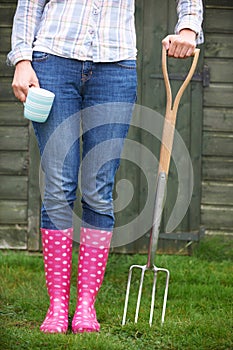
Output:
[159, 46, 200, 175]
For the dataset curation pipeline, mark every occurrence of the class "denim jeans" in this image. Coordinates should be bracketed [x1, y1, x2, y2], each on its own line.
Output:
[32, 51, 137, 231]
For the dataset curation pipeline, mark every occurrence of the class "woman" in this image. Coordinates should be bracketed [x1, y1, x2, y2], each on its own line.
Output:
[8, 0, 203, 334]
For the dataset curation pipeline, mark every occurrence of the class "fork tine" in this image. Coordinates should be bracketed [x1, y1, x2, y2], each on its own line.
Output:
[122, 266, 134, 326]
[149, 269, 158, 326]
[161, 268, 170, 324]
[134, 267, 146, 323]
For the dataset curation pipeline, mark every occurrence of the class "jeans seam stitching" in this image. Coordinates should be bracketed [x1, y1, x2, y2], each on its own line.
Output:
[114, 63, 136, 69]
[32, 53, 50, 62]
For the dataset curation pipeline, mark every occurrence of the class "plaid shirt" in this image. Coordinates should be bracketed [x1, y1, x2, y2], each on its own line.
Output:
[8, 0, 203, 65]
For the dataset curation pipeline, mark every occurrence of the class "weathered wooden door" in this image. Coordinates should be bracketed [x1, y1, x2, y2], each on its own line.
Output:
[114, 0, 205, 253]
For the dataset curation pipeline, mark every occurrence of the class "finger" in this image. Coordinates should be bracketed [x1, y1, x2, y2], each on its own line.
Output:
[29, 78, 40, 88]
[12, 83, 28, 102]
[162, 36, 170, 50]
[173, 44, 183, 58]
[185, 46, 196, 58]
[14, 77, 39, 102]
[167, 42, 176, 57]
[179, 45, 189, 58]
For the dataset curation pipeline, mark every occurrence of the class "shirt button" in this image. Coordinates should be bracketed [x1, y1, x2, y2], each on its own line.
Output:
[93, 9, 100, 15]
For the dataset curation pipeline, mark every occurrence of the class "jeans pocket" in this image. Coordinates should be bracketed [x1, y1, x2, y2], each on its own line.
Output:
[114, 60, 136, 69]
[32, 51, 50, 62]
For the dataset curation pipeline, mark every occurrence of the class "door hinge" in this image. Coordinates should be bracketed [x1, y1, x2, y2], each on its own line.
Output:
[150, 64, 210, 87]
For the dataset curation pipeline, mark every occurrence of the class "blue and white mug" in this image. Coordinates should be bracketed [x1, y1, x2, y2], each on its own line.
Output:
[24, 87, 55, 123]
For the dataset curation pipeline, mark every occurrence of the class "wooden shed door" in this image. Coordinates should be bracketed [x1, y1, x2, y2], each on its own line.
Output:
[114, 0, 205, 253]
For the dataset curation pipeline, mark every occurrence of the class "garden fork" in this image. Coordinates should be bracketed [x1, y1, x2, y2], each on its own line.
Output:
[122, 46, 200, 327]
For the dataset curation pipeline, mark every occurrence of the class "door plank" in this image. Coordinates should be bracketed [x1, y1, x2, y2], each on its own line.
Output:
[205, 9, 233, 33]
[0, 54, 14, 78]
[202, 156, 233, 181]
[0, 4, 16, 27]
[0, 79, 18, 101]
[205, 0, 233, 9]
[204, 84, 233, 108]
[0, 126, 28, 150]
[0, 151, 28, 175]
[201, 205, 233, 229]
[203, 132, 233, 157]
[202, 181, 233, 205]
[0, 175, 27, 200]
[0, 225, 27, 250]
[205, 33, 233, 58]
[205, 59, 233, 83]
[203, 108, 233, 132]
[0, 200, 27, 224]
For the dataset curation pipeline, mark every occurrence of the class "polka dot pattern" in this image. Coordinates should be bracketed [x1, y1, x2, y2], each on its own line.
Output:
[40, 228, 73, 334]
[72, 227, 112, 334]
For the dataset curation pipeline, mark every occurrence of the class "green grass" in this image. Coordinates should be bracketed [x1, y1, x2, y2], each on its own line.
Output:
[0, 236, 233, 350]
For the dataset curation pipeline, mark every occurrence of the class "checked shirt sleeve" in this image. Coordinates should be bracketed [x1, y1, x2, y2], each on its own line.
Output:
[7, 0, 47, 65]
[175, 0, 204, 44]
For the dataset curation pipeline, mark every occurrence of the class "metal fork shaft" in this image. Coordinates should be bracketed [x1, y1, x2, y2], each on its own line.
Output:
[147, 172, 167, 269]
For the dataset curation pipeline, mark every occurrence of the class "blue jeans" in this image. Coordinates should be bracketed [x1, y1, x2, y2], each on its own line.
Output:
[32, 51, 137, 231]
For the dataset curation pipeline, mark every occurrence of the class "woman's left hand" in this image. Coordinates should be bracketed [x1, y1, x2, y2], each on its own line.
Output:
[162, 29, 197, 58]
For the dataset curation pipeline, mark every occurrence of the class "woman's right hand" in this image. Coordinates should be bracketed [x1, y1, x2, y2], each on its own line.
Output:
[12, 60, 40, 102]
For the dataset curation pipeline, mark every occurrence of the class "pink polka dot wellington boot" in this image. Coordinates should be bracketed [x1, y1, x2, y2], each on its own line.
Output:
[40, 228, 73, 333]
[72, 227, 112, 333]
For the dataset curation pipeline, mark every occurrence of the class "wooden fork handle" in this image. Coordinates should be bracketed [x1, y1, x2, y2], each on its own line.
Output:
[158, 46, 200, 175]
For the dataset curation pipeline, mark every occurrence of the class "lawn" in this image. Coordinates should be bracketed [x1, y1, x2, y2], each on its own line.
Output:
[0, 236, 232, 350]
